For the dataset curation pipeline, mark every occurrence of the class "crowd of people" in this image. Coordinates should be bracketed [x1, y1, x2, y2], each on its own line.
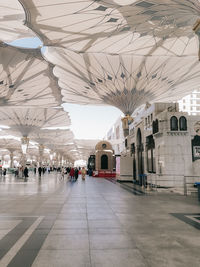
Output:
[64, 166, 87, 181]
[0, 165, 92, 182]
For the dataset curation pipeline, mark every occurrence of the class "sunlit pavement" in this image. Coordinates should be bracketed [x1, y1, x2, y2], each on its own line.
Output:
[0, 172, 199, 267]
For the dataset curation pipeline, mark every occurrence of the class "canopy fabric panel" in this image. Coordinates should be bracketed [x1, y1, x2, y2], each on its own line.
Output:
[73, 139, 98, 160]
[0, 0, 35, 43]
[0, 43, 62, 107]
[1, 0, 200, 116]
[19, 0, 199, 56]
[0, 137, 21, 152]
[0, 107, 71, 136]
[44, 47, 200, 115]
[31, 129, 74, 145]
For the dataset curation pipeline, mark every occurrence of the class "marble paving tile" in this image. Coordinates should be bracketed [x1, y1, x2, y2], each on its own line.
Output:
[32, 249, 91, 267]
[89, 234, 136, 250]
[91, 249, 146, 267]
[42, 234, 89, 250]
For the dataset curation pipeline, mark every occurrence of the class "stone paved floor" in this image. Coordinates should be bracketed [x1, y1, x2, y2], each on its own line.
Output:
[0, 172, 199, 266]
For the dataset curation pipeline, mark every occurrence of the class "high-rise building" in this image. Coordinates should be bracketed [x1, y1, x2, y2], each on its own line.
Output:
[179, 90, 200, 115]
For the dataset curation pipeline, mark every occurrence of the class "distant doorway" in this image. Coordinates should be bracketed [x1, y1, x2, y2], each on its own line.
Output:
[137, 128, 144, 176]
[101, 154, 108, 169]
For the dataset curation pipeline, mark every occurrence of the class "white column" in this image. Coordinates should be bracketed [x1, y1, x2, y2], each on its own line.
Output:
[38, 144, 44, 167]
[10, 151, 14, 168]
[21, 137, 29, 167]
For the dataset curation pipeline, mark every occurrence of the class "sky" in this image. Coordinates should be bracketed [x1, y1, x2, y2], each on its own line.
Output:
[9, 38, 123, 140]
[63, 103, 122, 139]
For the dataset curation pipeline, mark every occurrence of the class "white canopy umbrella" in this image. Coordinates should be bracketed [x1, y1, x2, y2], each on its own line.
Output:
[16, 0, 199, 55]
[0, 107, 71, 136]
[1, 0, 200, 116]
[19, 0, 200, 114]
[31, 129, 74, 145]
[0, 43, 62, 107]
[0, 137, 21, 151]
[44, 47, 200, 115]
[0, 0, 35, 43]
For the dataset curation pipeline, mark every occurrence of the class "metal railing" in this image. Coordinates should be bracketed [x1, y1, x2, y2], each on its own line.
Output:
[144, 174, 200, 195]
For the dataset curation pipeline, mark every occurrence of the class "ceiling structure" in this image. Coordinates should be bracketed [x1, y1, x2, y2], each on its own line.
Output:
[0, 0, 200, 163]
[0, 0, 35, 43]
[30, 129, 74, 145]
[17, 0, 200, 54]
[44, 47, 200, 114]
[0, 137, 21, 152]
[0, 107, 70, 136]
[0, 43, 62, 107]
[10, 0, 199, 115]
[73, 139, 98, 161]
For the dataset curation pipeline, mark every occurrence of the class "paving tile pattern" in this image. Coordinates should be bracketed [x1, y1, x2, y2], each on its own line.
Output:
[0, 173, 199, 266]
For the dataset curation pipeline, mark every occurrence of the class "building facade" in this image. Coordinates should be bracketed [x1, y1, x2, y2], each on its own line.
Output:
[179, 89, 200, 116]
[106, 116, 125, 156]
[117, 102, 200, 194]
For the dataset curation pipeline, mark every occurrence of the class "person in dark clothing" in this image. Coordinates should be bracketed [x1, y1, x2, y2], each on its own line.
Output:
[38, 166, 42, 177]
[74, 168, 79, 181]
[42, 167, 45, 174]
[88, 168, 93, 176]
[24, 167, 28, 176]
[34, 167, 36, 174]
[24, 167, 28, 180]
[3, 168, 6, 176]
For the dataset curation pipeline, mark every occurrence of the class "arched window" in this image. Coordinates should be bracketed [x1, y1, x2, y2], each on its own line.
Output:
[101, 154, 108, 169]
[179, 116, 187, 131]
[153, 119, 159, 134]
[170, 116, 178, 131]
[155, 119, 159, 133]
[137, 128, 144, 176]
[146, 135, 156, 173]
[137, 128, 142, 146]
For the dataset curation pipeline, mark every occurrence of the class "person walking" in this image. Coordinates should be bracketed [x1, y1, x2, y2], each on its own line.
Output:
[61, 166, 65, 180]
[38, 166, 42, 177]
[3, 168, 6, 177]
[69, 167, 75, 181]
[24, 167, 29, 181]
[81, 167, 86, 181]
[74, 168, 79, 181]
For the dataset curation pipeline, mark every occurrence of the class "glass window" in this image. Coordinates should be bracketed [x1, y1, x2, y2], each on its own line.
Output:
[147, 149, 152, 172]
[153, 149, 156, 173]
[170, 116, 178, 131]
[153, 119, 159, 134]
[146, 135, 156, 174]
[179, 116, 187, 131]
[147, 149, 156, 173]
